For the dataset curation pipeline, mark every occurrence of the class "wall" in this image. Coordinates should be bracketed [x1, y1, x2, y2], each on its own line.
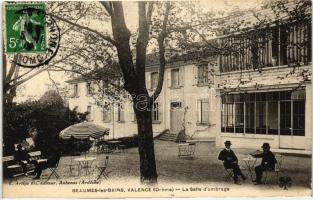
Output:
[215, 64, 312, 151]
[68, 58, 221, 141]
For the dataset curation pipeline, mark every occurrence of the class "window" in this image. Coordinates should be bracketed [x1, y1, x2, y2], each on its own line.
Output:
[102, 105, 111, 123]
[151, 72, 159, 89]
[280, 25, 288, 65]
[86, 106, 92, 121]
[73, 84, 78, 97]
[117, 103, 124, 122]
[197, 99, 209, 124]
[293, 100, 305, 135]
[152, 102, 160, 122]
[271, 27, 279, 66]
[221, 90, 305, 136]
[220, 23, 312, 73]
[171, 69, 180, 88]
[197, 65, 209, 85]
[86, 82, 92, 95]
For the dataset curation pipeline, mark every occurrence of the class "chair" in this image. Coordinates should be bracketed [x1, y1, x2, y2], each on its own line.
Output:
[100, 145, 112, 154]
[45, 157, 61, 181]
[264, 154, 283, 184]
[97, 156, 110, 180]
[220, 163, 234, 181]
[118, 145, 127, 153]
[178, 142, 196, 158]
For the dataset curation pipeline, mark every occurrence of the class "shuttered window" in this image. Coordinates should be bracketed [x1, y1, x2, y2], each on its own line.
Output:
[197, 99, 209, 124]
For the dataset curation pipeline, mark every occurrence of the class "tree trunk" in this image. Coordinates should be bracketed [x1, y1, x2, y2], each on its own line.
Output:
[134, 96, 158, 184]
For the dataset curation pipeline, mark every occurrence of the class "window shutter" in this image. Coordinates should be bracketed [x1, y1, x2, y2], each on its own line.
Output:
[193, 66, 198, 86]
[146, 72, 151, 90]
[92, 106, 96, 121]
[70, 84, 75, 97]
[158, 101, 162, 122]
[108, 106, 112, 122]
[203, 99, 210, 123]
[167, 70, 171, 88]
[208, 64, 214, 85]
[121, 105, 125, 121]
[179, 67, 184, 87]
[197, 99, 201, 123]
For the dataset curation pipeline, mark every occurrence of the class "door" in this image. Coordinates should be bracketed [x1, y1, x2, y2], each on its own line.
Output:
[279, 100, 306, 150]
[170, 102, 183, 133]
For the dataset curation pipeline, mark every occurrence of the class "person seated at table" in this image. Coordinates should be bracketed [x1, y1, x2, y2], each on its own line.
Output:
[250, 142, 277, 185]
[32, 150, 61, 179]
[14, 144, 30, 174]
[218, 141, 246, 184]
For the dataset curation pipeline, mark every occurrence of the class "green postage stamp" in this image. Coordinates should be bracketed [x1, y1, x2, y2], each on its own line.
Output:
[5, 3, 47, 53]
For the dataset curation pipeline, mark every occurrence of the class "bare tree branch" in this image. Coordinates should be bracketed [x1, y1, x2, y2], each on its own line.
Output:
[100, 1, 112, 16]
[47, 70, 60, 94]
[47, 13, 117, 46]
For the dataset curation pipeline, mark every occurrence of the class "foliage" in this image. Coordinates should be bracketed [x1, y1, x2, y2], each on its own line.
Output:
[96, 134, 139, 148]
[3, 90, 86, 156]
[61, 137, 93, 156]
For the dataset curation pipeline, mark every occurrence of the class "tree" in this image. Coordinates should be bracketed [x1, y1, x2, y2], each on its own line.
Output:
[44, 0, 311, 183]
[3, 90, 86, 156]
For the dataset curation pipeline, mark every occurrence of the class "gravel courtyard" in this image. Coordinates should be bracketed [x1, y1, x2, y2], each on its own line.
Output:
[5, 140, 311, 189]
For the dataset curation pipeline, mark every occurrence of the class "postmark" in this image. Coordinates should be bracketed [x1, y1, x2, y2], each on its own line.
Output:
[5, 3, 60, 68]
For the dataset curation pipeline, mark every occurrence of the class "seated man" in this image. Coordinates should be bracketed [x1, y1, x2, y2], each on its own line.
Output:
[14, 144, 30, 174]
[251, 142, 277, 185]
[32, 151, 61, 179]
[218, 141, 246, 184]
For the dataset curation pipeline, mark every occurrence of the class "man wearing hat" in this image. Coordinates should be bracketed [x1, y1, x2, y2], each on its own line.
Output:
[218, 141, 246, 184]
[251, 142, 277, 185]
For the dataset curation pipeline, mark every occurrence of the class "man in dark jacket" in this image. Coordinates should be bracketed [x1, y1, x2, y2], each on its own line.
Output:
[251, 143, 277, 185]
[14, 144, 30, 174]
[218, 141, 246, 184]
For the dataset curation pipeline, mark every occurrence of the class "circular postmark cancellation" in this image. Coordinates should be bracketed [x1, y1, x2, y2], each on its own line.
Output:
[5, 3, 60, 68]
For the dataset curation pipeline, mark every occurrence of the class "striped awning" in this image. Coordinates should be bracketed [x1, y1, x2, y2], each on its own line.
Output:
[59, 122, 109, 140]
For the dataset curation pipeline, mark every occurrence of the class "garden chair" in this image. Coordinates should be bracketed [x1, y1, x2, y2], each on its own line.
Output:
[45, 156, 61, 181]
[264, 154, 283, 184]
[118, 145, 127, 153]
[178, 142, 196, 158]
[220, 162, 234, 181]
[97, 156, 110, 180]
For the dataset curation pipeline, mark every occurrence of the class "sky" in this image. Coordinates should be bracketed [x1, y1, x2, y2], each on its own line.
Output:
[8, 0, 264, 103]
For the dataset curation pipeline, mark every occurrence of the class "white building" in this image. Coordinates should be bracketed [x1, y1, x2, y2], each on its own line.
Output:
[67, 2, 312, 153]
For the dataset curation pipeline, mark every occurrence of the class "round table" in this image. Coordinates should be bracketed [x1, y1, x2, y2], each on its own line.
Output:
[74, 157, 96, 176]
[242, 156, 258, 180]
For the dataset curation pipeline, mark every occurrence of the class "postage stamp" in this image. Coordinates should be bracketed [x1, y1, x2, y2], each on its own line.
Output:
[4, 2, 60, 68]
[5, 3, 47, 53]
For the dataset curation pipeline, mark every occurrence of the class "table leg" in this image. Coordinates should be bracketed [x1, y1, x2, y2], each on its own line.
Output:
[244, 161, 253, 180]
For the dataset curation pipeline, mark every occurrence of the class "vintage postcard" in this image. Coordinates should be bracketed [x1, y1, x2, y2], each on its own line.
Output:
[2, 0, 312, 198]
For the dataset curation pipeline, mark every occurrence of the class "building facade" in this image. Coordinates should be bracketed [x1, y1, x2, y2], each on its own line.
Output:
[67, 3, 311, 153]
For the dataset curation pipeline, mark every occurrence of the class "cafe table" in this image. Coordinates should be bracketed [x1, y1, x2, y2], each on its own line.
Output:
[242, 155, 258, 180]
[74, 156, 96, 176]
